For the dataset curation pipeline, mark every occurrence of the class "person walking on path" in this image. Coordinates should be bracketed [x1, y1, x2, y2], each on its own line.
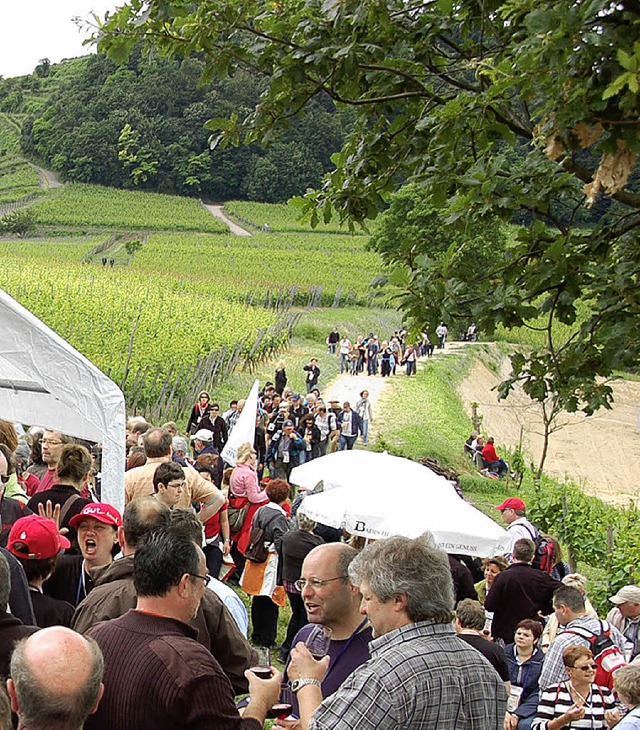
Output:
[355, 391, 373, 446]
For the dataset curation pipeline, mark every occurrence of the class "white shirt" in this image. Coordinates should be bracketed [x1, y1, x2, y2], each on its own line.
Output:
[507, 517, 538, 542]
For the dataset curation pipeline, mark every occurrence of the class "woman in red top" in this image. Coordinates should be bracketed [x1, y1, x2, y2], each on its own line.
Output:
[482, 437, 508, 477]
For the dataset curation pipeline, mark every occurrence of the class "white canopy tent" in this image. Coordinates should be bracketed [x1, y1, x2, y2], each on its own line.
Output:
[0, 288, 126, 512]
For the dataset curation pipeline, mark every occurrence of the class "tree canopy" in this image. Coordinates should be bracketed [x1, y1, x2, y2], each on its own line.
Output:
[96, 0, 640, 416]
[11, 51, 347, 201]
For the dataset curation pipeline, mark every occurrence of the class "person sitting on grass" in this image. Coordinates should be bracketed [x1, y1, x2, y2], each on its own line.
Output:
[482, 437, 508, 477]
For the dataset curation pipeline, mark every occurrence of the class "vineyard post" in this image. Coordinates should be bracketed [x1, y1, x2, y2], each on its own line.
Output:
[606, 525, 614, 596]
[561, 493, 577, 572]
[120, 302, 143, 392]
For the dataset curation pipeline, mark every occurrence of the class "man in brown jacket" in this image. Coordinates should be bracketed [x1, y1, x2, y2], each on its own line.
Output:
[72, 496, 254, 694]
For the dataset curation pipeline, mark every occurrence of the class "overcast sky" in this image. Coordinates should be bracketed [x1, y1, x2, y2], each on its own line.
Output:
[0, 1, 119, 79]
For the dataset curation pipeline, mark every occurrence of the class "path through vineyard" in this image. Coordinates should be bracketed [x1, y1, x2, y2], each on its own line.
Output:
[322, 341, 640, 505]
[30, 164, 62, 189]
[201, 202, 252, 236]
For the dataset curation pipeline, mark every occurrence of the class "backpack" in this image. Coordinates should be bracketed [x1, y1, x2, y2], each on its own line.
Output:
[245, 524, 268, 563]
[522, 525, 555, 574]
[564, 620, 627, 690]
[227, 503, 249, 534]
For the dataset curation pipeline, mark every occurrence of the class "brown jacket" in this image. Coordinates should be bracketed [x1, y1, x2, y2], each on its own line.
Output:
[71, 557, 254, 694]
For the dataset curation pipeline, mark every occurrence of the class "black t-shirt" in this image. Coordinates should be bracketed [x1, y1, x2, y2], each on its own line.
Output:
[30, 589, 74, 628]
[43, 554, 94, 607]
[458, 633, 510, 681]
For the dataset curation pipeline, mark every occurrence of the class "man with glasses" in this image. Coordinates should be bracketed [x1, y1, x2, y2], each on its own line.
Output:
[153, 462, 185, 510]
[285, 543, 372, 705]
[73, 496, 254, 695]
[286, 534, 507, 730]
[494, 497, 539, 542]
[85, 528, 279, 729]
[539, 585, 626, 690]
[33, 429, 74, 494]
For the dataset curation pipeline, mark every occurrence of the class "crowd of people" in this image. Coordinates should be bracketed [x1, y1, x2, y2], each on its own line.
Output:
[326, 327, 428, 377]
[0, 373, 639, 727]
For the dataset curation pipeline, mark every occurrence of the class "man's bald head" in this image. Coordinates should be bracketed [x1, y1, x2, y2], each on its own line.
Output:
[8, 627, 104, 730]
[306, 541, 358, 575]
[142, 428, 173, 458]
[122, 495, 171, 552]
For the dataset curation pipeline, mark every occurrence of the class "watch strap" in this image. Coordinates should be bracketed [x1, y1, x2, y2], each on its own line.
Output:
[292, 677, 322, 693]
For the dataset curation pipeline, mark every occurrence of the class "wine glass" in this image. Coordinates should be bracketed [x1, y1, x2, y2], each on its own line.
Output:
[305, 624, 332, 659]
[250, 647, 272, 679]
[270, 683, 294, 720]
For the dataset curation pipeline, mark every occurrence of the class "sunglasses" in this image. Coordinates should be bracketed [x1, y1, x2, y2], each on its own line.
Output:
[571, 664, 597, 672]
[0, 474, 9, 484]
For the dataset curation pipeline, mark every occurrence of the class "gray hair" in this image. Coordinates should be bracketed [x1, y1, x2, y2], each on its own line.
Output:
[10, 635, 104, 730]
[172, 436, 189, 455]
[456, 599, 486, 631]
[614, 664, 640, 706]
[0, 680, 10, 730]
[0, 553, 10, 612]
[349, 533, 454, 623]
[553, 585, 585, 613]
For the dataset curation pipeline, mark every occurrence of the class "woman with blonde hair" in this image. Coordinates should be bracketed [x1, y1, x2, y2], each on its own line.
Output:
[229, 442, 269, 576]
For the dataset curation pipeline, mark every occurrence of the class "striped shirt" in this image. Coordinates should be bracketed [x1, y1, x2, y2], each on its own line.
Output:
[532, 681, 616, 729]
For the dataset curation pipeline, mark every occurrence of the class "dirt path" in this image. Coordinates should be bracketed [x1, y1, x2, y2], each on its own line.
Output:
[323, 371, 388, 418]
[30, 164, 63, 189]
[457, 347, 640, 505]
[200, 202, 252, 236]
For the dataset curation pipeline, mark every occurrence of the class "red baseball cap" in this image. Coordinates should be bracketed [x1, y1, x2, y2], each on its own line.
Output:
[494, 497, 526, 511]
[69, 503, 122, 529]
[7, 515, 71, 560]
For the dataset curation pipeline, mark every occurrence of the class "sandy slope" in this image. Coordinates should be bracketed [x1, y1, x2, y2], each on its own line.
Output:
[457, 348, 640, 505]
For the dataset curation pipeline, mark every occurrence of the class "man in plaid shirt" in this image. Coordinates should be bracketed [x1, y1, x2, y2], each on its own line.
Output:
[286, 533, 507, 730]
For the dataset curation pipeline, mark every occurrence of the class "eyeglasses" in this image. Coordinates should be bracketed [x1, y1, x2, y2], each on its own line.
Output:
[42, 438, 63, 446]
[189, 573, 211, 587]
[570, 664, 597, 672]
[166, 480, 185, 489]
[294, 576, 346, 591]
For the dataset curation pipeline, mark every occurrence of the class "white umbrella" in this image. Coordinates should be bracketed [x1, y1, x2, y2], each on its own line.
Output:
[289, 449, 459, 496]
[297, 482, 513, 558]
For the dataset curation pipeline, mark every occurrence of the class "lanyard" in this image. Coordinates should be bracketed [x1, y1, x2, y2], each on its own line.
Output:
[326, 618, 369, 679]
[76, 562, 90, 605]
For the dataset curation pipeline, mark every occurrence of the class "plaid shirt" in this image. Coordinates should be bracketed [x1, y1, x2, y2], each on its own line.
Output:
[309, 621, 507, 730]
[539, 615, 627, 689]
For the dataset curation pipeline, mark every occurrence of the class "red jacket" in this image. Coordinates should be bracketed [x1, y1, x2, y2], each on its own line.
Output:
[482, 443, 499, 463]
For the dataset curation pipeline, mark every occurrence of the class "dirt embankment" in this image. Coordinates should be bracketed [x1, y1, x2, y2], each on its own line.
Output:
[457, 348, 640, 505]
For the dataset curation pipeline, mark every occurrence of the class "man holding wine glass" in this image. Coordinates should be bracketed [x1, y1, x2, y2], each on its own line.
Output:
[282, 533, 507, 730]
[284, 543, 373, 707]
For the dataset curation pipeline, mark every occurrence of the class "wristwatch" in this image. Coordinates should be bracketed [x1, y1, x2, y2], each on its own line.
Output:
[291, 678, 322, 693]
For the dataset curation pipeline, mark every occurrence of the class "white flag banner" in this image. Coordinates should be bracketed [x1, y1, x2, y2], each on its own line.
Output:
[220, 378, 260, 466]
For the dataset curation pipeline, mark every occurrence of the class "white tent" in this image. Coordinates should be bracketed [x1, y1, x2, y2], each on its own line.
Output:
[0, 288, 126, 512]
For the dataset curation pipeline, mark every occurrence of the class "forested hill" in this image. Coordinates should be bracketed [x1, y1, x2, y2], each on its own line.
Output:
[0, 51, 350, 202]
